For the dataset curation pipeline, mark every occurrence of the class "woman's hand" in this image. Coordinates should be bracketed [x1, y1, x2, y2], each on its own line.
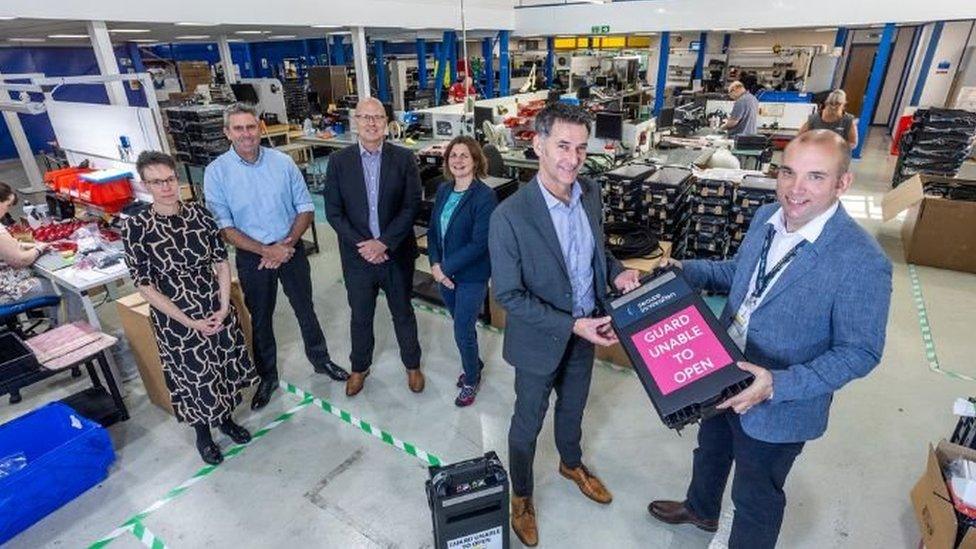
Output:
[431, 264, 455, 290]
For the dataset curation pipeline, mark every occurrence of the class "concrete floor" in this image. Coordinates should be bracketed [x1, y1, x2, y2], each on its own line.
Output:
[2, 129, 974, 548]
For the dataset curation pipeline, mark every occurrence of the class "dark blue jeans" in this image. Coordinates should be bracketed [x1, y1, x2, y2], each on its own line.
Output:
[686, 412, 805, 549]
[439, 281, 487, 384]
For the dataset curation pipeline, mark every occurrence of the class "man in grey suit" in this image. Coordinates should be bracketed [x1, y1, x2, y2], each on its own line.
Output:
[489, 103, 640, 547]
[648, 130, 892, 548]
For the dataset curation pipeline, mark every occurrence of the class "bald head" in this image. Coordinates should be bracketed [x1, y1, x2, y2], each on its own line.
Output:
[727, 81, 746, 98]
[786, 129, 851, 175]
[355, 96, 385, 116]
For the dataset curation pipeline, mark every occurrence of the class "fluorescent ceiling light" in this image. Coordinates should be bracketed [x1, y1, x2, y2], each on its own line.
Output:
[49, 34, 89, 39]
[110, 29, 151, 34]
[175, 22, 218, 26]
[311, 25, 339, 28]
[8, 37, 46, 42]
[328, 31, 351, 36]
[814, 27, 837, 32]
[268, 35, 297, 39]
[234, 30, 267, 35]
[129, 39, 160, 43]
[741, 29, 766, 34]
[175, 35, 211, 40]
[0, 17, 17, 21]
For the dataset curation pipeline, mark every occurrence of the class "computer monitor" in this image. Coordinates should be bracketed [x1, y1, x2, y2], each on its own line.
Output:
[595, 111, 624, 141]
[230, 83, 259, 105]
[657, 107, 675, 128]
[595, 75, 609, 87]
[577, 85, 591, 100]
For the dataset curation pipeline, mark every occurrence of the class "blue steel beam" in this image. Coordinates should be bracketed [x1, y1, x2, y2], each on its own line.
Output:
[853, 23, 896, 159]
[482, 37, 495, 99]
[447, 31, 458, 83]
[434, 32, 450, 105]
[653, 31, 670, 115]
[416, 39, 428, 90]
[693, 32, 707, 80]
[374, 40, 389, 103]
[545, 36, 555, 88]
[498, 30, 510, 96]
[332, 35, 346, 65]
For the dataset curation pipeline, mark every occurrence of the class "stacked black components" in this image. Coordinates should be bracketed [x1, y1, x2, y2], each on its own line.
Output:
[684, 176, 734, 260]
[644, 167, 694, 258]
[894, 108, 976, 186]
[603, 163, 656, 225]
[165, 105, 228, 166]
[729, 176, 778, 256]
[282, 78, 310, 123]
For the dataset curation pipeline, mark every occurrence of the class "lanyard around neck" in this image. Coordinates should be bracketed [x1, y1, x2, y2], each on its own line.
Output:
[752, 225, 806, 300]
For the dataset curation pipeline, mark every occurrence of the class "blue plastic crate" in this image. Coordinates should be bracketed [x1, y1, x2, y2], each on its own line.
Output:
[0, 402, 115, 545]
[756, 91, 813, 103]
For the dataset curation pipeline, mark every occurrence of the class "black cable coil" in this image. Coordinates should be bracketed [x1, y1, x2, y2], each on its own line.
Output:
[604, 221, 662, 260]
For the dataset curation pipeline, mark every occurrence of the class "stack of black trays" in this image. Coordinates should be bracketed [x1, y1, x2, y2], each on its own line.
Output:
[684, 176, 733, 260]
[601, 163, 657, 226]
[282, 78, 310, 123]
[165, 105, 229, 166]
[643, 166, 694, 257]
[729, 175, 778, 256]
[894, 108, 976, 186]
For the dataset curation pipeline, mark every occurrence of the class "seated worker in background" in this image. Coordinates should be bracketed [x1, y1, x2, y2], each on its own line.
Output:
[427, 136, 498, 407]
[799, 89, 858, 150]
[448, 75, 478, 105]
[123, 151, 257, 465]
[0, 182, 51, 307]
[723, 80, 759, 137]
[647, 130, 892, 549]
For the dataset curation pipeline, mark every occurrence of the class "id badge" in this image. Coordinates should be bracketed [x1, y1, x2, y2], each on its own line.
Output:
[728, 298, 757, 351]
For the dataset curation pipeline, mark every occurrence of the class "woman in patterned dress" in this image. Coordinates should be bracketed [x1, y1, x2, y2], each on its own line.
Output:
[122, 151, 257, 465]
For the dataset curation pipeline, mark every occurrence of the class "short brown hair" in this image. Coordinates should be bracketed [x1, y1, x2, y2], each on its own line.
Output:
[136, 150, 177, 180]
[442, 136, 488, 180]
[0, 181, 17, 206]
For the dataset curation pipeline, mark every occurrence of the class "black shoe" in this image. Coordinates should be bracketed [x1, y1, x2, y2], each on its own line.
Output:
[219, 420, 252, 444]
[197, 441, 224, 465]
[314, 360, 350, 381]
[250, 379, 277, 410]
[457, 360, 486, 388]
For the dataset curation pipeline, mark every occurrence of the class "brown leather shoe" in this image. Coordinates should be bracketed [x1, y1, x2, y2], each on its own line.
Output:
[647, 500, 718, 533]
[345, 370, 369, 397]
[407, 368, 425, 393]
[511, 495, 539, 547]
[559, 462, 612, 504]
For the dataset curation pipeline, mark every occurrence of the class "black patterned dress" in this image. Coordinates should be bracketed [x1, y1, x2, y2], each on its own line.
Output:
[122, 202, 257, 426]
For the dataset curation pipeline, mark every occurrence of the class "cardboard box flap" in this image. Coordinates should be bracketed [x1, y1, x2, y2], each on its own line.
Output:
[912, 442, 961, 549]
[882, 174, 924, 222]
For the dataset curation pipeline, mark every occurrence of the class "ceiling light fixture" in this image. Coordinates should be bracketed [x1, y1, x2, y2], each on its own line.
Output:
[234, 30, 267, 35]
[109, 29, 151, 34]
[175, 22, 219, 26]
[48, 34, 90, 39]
[268, 35, 297, 39]
[814, 27, 837, 32]
[311, 25, 339, 28]
[8, 37, 46, 42]
[175, 35, 211, 40]
[129, 39, 159, 43]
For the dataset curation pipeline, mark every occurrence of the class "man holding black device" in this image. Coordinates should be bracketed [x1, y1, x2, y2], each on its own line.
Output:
[489, 103, 640, 546]
[647, 130, 892, 548]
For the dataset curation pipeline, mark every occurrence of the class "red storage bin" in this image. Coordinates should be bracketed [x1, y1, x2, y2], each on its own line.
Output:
[891, 114, 915, 156]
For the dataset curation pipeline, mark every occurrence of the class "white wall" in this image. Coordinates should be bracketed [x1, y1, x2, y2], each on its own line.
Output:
[2, 0, 516, 31]
[515, 0, 976, 35]
[917, 20, 976, 108]
[873, 26, 916, 125]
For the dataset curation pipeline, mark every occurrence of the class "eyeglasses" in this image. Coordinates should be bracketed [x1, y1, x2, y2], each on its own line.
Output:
[145, 175, 178, 188]
[355, 114, 387, 124]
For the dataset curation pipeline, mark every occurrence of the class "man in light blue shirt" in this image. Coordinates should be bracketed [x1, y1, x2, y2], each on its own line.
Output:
[538, 180, 595, 318]
[205, 103, 348, 411]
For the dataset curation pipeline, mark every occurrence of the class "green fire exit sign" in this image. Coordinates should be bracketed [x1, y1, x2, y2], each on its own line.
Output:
[591, 25, 611, 34]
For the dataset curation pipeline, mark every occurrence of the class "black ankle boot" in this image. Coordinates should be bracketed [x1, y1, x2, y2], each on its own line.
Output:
[219, 419, 252, 445]
[194, 425, 223, 465]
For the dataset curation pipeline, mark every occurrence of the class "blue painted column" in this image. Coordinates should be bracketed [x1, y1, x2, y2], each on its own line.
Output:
[126, 42, 146, 73]
[446, 31, 458, 83]
[416, 39, 428, 90]
[653, 31, 670, 115]
[910, 21, 944, 106]
[246, 43, 258, 77]
[482, 37, 495, 99]
[693, 32, 707, 80]
[434, 32, 450, 105]
[853, 23, 896, 159]
[545, 36, 555, 88]
[722, 33, 731, 54]
[834, 27, 849, 49]
[373, 40, 389, 103]
[332, 35, 346, 65]
[498, 30, 510, 97]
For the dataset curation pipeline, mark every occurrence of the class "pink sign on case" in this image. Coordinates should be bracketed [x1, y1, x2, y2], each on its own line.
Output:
[629, 305, 734, 396]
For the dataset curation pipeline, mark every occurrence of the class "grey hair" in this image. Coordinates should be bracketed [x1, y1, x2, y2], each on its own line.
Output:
[223, 102, 259, 127]
[534, 102, 593, 138]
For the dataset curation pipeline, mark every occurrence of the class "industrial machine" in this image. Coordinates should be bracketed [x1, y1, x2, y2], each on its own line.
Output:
[236, 78, 288, 124]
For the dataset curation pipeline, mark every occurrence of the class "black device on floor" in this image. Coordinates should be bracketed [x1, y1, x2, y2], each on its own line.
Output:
[427, 451, 510, 549]
[606, 267, 753, 431]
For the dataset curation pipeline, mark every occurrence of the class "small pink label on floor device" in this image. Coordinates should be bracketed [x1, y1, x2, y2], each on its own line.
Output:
[630, 305, 733, 395]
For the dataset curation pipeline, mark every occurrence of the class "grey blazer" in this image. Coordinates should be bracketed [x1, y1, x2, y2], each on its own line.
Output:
[684, 203, 892, 443]
[488, 177, 624, 375]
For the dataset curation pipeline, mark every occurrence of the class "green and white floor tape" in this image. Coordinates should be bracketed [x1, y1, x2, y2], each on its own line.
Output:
[908, 264, 975, 383]
[281, 381, 443, 467]
[130, 520, 169, 549]
[88, 396, 314, 548]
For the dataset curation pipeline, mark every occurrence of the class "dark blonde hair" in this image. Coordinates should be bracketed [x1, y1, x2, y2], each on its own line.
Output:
[0, 182, 16, 206]
[442, 136, 488, 180]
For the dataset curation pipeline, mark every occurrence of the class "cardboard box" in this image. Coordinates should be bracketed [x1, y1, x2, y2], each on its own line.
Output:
[912, 439, 976, 549]
[176, 61, 212, 94]
[114, 280, 252, 415]
[883, 174, 976, 274]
